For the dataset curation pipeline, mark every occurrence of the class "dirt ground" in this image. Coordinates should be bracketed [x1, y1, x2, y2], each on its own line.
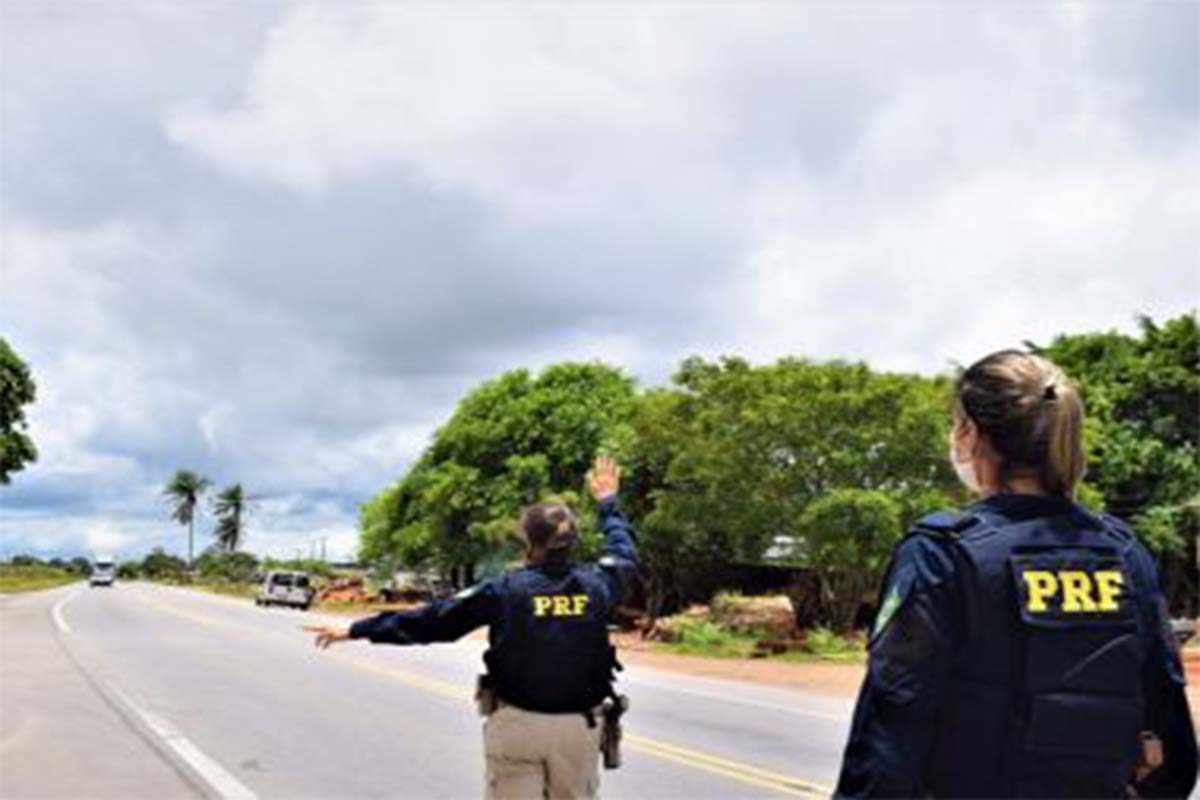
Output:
[611, 631, 867, 697]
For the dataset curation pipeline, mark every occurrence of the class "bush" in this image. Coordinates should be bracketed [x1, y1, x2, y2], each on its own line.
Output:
[141, 548, 187, 579]
[674, 618, 744, 648]
[804, 627, 865, 662]
[195, 550, 259, 582]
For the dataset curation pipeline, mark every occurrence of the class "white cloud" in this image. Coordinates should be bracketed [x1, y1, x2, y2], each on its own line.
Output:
[1, 2, 1196, 559]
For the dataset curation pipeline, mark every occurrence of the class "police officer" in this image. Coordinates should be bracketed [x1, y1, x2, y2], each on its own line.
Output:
[305, 455, 636, 800]
[836, 350, 1197, 798]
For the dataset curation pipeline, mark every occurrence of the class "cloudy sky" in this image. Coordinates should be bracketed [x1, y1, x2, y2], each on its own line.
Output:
[2, 2, 1196, 562]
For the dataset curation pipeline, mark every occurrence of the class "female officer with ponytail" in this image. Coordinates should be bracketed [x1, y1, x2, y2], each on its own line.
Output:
[836, 350, 1197, 798]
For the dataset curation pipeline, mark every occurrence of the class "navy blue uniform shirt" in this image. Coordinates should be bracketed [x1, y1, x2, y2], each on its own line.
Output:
[836, 493, 1197, 798]
[348, 498, 637, 647]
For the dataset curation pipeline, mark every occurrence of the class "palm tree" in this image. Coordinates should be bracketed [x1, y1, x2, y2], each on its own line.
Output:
[212, 483, 248, 552]
[163, 469, 210, 566]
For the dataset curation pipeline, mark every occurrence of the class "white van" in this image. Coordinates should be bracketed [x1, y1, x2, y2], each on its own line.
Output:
[90, 558, 116, 587]
[255, 571, 314, 610]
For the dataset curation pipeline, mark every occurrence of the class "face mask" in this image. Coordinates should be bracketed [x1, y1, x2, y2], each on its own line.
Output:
[949, 443, 982, 495]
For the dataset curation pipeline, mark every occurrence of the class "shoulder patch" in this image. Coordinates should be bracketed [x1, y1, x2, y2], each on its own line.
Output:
[871, 584, 905, 639]
[452, 583, 484, 602]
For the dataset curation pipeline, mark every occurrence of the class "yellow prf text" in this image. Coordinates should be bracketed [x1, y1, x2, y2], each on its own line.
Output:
[532, 594, 590, 617]
[1022, 570, 1124, 613]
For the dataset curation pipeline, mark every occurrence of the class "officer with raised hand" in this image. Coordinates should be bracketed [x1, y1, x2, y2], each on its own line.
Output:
[836, 350, 1197, 798]
[305, 455, 636, 800]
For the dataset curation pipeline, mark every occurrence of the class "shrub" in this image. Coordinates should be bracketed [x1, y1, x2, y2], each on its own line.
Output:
[804, 626, 865, 661]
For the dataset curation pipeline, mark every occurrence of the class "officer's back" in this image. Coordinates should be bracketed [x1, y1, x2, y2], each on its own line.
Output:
[485, 502, 628, 715]
[836, 350, 1197, 798]
[310, 456, 636, 800]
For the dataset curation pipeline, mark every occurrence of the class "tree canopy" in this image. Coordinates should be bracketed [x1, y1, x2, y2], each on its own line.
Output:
[358, 362, 636, 583]
[0, 337, 37, 485]
[357, 312, 1198, 624]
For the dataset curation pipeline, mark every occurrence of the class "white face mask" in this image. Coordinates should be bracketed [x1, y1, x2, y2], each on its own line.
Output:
[949, 443, 982, 495]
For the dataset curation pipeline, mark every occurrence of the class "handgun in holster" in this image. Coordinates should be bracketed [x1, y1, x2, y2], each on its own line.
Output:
[475, 674, 498, 717]
[600, 694, 630, 770]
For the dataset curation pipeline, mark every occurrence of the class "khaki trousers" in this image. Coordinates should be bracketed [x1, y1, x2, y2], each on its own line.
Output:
[483, 703, 602, 800]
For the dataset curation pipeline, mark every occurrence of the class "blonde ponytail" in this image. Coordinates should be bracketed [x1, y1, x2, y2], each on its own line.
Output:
[1039, 370, 1086, 497]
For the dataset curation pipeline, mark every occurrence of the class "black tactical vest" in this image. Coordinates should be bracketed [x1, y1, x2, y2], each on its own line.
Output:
[484, 563, 617, 714]
[924, 505, 1150, 797]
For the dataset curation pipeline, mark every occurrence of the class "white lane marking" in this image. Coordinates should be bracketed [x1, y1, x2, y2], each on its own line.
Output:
[106, 682, 258, 800]
[51, 589, 81, 634]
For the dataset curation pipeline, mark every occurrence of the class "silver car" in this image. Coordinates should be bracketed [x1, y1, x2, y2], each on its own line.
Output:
[255, 570, 314, 610]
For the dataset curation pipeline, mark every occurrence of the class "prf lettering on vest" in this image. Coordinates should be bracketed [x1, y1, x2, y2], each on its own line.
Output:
[1022, 569, 1125, 613]
[532, 594, 589, 618]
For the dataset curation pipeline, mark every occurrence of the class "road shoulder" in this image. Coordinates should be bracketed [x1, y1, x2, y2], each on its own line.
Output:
[0, 586, 202, 800]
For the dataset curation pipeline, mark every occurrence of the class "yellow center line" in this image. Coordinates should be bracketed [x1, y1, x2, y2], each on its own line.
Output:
[133, 587, 833, 798]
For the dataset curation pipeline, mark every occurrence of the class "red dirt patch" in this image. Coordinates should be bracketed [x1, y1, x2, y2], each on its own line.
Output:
[611, 631, 865, 697]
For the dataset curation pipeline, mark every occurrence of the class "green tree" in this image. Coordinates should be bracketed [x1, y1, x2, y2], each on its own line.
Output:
[359, 363, 636, 584]
[0, 337, 38, 484]
[141, 547, 187, 579]
[212, 483, 249, 552]
[635, 356, 956, 618]
[163, 470, 211, 566]
[800, 489, 903, 631]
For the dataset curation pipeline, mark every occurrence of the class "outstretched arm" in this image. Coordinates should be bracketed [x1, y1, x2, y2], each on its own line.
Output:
[305, 580, 500, 649]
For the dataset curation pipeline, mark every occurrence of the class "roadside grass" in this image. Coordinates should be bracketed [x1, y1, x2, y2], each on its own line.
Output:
[0, 565, 79, 593]
[653, 615, 866, 664]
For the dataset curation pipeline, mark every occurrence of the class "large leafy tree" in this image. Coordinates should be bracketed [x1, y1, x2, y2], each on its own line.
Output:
[0, 337, 37, 485]
[212, 483, 249, 552]
[632, 356, 956, 620]
[359, 362, 636, 584]
[163, 469, 211, 566]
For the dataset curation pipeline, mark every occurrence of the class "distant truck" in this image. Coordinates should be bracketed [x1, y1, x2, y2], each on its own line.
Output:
[89, 558, 116, 588]
[255, 571, 314, 610]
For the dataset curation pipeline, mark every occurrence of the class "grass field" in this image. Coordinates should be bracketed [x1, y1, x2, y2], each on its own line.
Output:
[0, 565, 80, 593]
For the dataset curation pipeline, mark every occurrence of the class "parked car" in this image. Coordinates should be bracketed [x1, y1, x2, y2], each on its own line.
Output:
[256, 571, 314, 610]
[89, 558, 116, 587]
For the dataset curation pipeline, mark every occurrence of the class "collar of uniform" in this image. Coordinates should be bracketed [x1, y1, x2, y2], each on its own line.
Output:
[970, 492, 1077, 522]
[528, 560, 575, 576]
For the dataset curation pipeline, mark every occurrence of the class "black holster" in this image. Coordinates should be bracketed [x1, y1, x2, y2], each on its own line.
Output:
[600, 694, 629, 770]
[475, 674, 498, 717]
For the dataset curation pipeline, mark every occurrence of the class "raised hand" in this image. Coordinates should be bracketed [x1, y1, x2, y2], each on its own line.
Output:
[303, 624, 351, 650]
[587, 455, 620, 503]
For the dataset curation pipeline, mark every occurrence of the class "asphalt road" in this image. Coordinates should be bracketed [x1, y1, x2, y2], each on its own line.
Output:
[0, 582, 852, 799]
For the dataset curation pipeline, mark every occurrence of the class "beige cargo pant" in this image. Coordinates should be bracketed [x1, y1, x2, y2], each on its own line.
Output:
[483, 703, 602, 799]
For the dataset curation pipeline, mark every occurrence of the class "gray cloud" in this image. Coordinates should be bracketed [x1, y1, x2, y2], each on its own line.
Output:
[2, 2, 1195, 560]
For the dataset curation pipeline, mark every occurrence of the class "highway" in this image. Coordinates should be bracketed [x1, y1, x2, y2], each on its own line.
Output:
[1, 583, 852, 799]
